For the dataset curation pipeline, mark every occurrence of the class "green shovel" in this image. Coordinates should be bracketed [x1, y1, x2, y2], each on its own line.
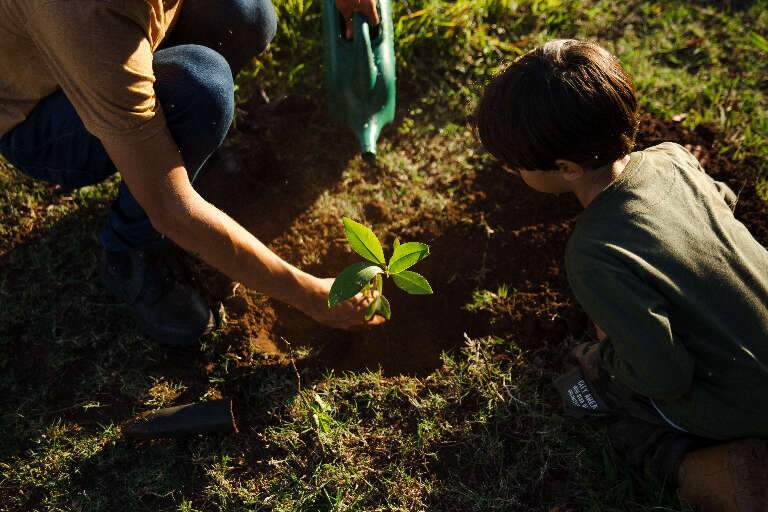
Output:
[322, 0, 396, 156]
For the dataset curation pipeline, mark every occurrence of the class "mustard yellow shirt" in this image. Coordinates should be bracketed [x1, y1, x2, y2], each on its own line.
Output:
[0, 0, 183, 145]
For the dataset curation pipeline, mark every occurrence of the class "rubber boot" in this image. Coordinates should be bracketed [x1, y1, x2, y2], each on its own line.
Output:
[677, 438, 768, 512]
[102, 248, 215, 347]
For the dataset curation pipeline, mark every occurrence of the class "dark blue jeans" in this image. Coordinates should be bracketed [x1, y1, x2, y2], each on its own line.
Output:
[0, 0, 277, 251]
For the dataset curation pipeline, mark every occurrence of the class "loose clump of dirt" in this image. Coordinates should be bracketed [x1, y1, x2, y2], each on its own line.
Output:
[194, 109, 767, 377]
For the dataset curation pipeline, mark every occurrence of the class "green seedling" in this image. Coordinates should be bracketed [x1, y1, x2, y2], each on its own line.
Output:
[328, 217, 433, 320]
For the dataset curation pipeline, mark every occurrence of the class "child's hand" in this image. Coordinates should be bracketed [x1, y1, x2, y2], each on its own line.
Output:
[335, 0, 380, 39]
[569, 342, 602, 383]
[594, 322, 607, 341]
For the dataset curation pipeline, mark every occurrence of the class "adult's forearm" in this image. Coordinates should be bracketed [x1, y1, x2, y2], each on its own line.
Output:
[102, 131, 315, 312]
[105, 129, 378, 330]
[161, 191, 314, 309]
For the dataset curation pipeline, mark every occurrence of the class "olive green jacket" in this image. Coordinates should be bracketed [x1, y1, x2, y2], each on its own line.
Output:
[566, 142, 768, 440]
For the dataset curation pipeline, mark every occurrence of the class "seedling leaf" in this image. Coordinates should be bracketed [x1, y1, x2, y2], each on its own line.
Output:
[388, 242, 430, 274]
[392, 271, 433, 295]
[377, 294, 392, 320]
[328, 263, 384, 308]
[332, 218, 433, 320]
[365, 297, 378, 321]
[343, 217, 386, 265]
[364, 294, 391, 321]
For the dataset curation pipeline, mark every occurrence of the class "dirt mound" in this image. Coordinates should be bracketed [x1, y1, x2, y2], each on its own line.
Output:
[195, 112, 767, 376]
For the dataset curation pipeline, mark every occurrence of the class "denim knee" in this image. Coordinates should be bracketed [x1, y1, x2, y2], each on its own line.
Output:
[153, 45, 235, 167]
[251, 0, 278, 55]
[227, 0, 278, 56]
[163, 0, 277, 76]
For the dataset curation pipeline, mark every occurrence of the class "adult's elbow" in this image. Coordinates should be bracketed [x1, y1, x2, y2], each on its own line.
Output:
[145, 201, 188, 241]
[135, 180, 198, 242]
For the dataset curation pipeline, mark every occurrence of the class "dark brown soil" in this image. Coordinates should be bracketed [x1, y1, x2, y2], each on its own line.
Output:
[195, 110, 767, 377]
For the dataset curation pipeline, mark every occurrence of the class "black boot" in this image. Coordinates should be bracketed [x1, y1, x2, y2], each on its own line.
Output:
[101, 248, 215, 347]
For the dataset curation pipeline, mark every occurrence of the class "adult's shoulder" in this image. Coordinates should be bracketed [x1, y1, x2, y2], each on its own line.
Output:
[25, 0, 165, 143]
[29, 0, 158, 35]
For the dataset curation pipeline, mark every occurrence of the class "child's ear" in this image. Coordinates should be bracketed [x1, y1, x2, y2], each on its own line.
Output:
[555, 159, 585, 182]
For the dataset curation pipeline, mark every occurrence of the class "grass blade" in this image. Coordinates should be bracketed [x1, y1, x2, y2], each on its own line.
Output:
[749, 31, 768, 53]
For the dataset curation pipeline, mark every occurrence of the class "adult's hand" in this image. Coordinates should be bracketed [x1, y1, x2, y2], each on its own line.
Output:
[299, 277, 385, 330]
[335, 0, 380, 39]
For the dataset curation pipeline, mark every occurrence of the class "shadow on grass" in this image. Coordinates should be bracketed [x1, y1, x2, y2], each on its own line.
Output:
[0, 99, 361, 508]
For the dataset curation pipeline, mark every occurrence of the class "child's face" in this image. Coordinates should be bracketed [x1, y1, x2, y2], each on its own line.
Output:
[519, 169, 572, 195]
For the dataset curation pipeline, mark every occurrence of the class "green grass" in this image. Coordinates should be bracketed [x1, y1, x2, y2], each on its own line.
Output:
[250, 0, 768, 163]
[1, 1, 766, 510]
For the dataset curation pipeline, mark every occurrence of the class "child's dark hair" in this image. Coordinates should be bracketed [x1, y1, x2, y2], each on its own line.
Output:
[476, 39, 639, 171]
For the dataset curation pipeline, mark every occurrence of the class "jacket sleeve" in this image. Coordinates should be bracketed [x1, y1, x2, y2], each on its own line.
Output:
[568, 263, 695, 400]
[709, 178, 738, 212]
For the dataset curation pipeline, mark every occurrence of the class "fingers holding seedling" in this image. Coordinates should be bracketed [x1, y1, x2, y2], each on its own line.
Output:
[312, 278, 383, 330]
[327, 262, 383, 308]
[328, 217, 433, 322]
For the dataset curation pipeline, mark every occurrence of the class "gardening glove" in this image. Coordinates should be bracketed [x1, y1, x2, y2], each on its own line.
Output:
[336, 0, 380, 39]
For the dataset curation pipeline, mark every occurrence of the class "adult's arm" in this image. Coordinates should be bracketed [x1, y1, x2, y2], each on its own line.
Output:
[108, 131, 378, 329]
[28, 2, 379, 329]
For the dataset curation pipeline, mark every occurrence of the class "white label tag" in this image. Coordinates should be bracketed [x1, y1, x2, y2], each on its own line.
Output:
[567, 378, 601, 411]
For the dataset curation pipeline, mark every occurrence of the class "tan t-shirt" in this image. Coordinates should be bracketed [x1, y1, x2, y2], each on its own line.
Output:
[0, 0, 183, 145]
